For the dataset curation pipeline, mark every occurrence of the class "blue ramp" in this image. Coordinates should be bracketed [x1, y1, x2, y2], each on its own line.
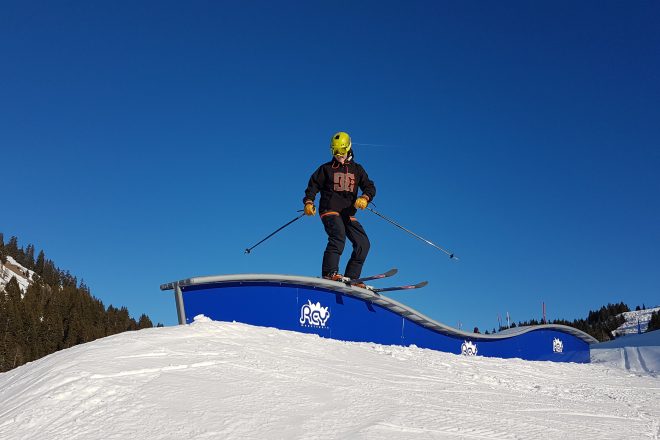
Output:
[160, 274, 596, 363]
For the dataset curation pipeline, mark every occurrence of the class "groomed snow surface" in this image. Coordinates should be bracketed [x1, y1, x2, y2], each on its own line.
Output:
[1, 317, 658, 440]
[591, 331, 660, 377]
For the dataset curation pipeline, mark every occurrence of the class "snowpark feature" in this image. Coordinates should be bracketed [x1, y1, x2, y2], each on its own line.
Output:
[0, 317, 658, 440]
[160, 273, 597, 363]
[591, 330, 660, 376]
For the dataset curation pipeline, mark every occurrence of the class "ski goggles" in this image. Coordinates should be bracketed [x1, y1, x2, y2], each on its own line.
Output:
[331, 144, 351, 156]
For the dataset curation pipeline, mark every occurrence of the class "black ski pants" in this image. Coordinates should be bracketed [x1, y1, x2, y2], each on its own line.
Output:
[321, 213, 370, 279]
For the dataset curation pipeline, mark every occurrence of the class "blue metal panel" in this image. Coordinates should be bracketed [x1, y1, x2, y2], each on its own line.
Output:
[182, 282, 405, 343]
[181, 281, 591, 363]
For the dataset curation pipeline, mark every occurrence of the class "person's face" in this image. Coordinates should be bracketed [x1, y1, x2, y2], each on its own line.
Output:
[334, 154, 347, 164]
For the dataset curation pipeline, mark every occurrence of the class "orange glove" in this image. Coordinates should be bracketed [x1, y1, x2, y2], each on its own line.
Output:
[354, 196, 369, 210]
[304, 202, 316, 216]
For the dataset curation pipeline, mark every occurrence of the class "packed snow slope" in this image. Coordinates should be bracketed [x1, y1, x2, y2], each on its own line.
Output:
[1, 318, 658, 440]
[591, 330, 660, 376]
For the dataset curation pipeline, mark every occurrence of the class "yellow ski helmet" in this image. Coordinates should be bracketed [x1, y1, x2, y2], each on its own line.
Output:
[330, 131, 352, 156]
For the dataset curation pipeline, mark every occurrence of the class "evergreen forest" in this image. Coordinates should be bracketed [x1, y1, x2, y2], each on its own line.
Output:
[0, 234, 158, 373]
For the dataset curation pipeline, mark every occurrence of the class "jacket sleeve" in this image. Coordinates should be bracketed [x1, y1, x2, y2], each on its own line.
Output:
[357, 165, 376, 202]
[303, 165, 325, 204]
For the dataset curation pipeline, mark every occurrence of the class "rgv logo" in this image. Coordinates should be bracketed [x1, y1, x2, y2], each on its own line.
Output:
[461, 340, 478, 356]
[553, 338, 564, 353]
[299, 300, 331, 328]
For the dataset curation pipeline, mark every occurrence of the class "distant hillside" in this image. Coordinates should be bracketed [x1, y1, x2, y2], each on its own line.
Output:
[498, 303, 660, 343]
[613, 306, 660, 336]
[0, 233, 158, 372]
[0, 255, 35, 293]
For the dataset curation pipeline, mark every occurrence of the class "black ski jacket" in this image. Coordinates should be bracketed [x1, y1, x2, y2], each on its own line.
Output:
[303, 155, 376, 217]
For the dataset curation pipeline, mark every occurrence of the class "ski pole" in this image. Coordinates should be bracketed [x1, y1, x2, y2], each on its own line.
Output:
[366, 206, 458, 260]
[244, 212, 306, 254]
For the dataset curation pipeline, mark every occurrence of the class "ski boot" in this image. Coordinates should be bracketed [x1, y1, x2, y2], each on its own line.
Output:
[323, 272, 346, 282]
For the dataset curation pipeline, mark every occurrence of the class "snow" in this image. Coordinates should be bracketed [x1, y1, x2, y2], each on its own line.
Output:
[0, 256, 34, 294]
[1, 316, 658, 439]
[591, 330, 660, 375]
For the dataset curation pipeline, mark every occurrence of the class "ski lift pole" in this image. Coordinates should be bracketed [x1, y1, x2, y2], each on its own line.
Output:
[244, 212, 305, 254]
[366, 206, 458, 260]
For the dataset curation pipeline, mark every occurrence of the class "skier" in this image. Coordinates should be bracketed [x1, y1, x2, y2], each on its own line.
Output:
[303, 132, 376, 285]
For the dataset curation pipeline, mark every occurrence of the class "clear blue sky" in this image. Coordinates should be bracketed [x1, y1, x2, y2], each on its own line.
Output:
[2, 1, 659, 331]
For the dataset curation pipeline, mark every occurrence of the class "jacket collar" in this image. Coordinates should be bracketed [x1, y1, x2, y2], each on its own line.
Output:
[331, 150, 354, 166]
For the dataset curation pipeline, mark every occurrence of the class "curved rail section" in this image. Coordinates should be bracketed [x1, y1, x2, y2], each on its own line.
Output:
[160, 274, 596, 363]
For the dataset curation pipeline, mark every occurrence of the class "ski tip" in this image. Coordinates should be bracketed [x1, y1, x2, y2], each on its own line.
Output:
[244, 248, 251, 254]
[398, 281, 428, 290]
[384, 268, 398, 276]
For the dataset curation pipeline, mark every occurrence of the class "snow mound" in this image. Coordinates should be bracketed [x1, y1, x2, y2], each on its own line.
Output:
[192, 313, 212, 323]
[1, 320, 658, 439]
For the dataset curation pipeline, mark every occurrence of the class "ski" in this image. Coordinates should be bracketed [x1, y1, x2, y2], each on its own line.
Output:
[372, 281, 428, 294]
[347, 268, 398, 285]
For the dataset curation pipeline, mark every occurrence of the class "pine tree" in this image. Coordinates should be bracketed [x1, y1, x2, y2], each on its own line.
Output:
[21, 282, 42, 362]
[62, 286, 84, 348]
[6, 236, 19, 259]
[30, 283, 51, 360]
[3, 278, 25, 370]
[138, 314, 153, 329]
[42, 259, 59, 286]
[42, 287, 65, 354]
[0, 276, 9, 371]
[647, 311, 660, 333]
[35, 250, 45, 276]
[25, 244, 35, 270]
[117, 307, 134, 332]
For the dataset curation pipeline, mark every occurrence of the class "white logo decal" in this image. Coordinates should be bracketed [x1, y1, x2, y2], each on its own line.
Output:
[300, 300, 331, 328]
[553, 338, 564, 353]
[461, 340, 478, 356]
